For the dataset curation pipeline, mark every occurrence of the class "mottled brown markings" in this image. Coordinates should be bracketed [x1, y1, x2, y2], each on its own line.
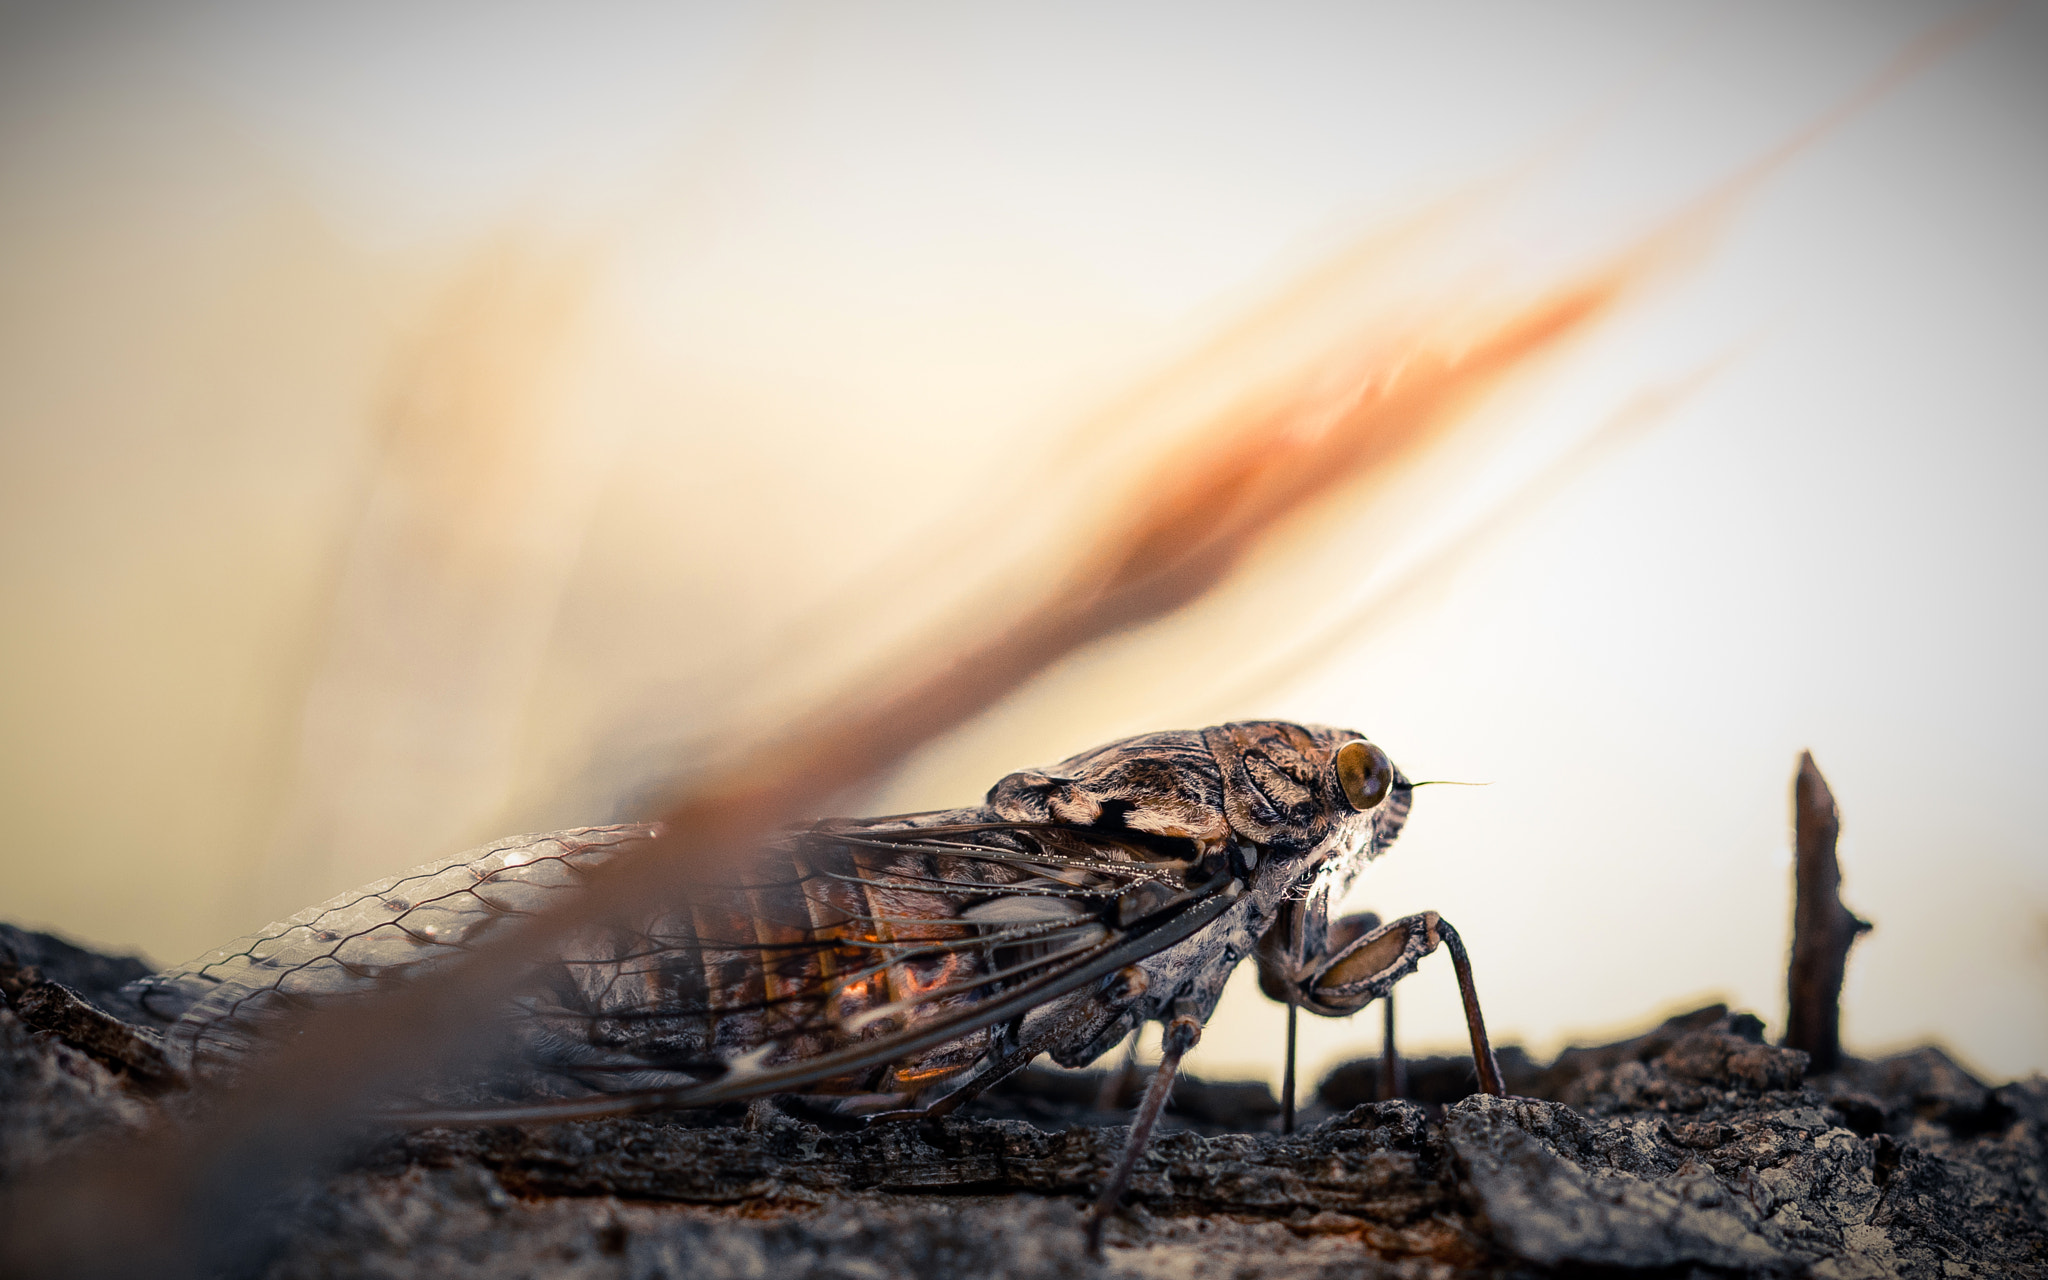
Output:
[793, 847, 845, 1023]
[128, 727, 1421, 1120]
[747, 858, 812, 1044]
[1243, 752, 1313, 813]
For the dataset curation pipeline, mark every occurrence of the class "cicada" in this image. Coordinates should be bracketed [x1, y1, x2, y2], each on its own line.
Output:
[126, 720, 1503, 1236]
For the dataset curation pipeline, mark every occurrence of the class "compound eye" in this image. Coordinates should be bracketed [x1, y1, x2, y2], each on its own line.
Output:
[1335, 740, 1393, 811]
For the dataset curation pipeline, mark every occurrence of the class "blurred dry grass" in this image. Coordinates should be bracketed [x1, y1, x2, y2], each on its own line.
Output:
[0, 159, 1669, 1276]
[1, 6, 2043, 1271]
[265, 242, 614, 903]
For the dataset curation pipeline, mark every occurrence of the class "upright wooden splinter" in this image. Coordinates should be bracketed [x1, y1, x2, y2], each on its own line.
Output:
[1786, 751, 1872, 1073]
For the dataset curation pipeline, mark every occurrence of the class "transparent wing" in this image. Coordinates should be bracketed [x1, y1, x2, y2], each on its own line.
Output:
[127, 825, 656, 1074]
[129, 812, 1226, 1118]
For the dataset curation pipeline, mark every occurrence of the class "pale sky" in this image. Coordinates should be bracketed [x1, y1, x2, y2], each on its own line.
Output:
[1, 1, 2042, 1088]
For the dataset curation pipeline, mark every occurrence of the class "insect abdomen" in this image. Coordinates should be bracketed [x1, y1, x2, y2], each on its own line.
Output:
[535, 830, 1026, 1095]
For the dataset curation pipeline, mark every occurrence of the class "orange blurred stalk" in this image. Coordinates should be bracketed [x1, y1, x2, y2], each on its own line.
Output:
[1, 220, 1649, 1280]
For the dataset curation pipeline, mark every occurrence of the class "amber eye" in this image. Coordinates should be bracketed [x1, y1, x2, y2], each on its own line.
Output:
[1335, 740, 1393, 811]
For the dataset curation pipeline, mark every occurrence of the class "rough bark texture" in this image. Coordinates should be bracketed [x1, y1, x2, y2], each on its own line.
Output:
[3, 923, 2043, 1279]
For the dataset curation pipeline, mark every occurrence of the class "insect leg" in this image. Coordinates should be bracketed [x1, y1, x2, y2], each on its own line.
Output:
[858, 1037, 1043, 1126]
[1379, 989, 1405, 1100]
[854, 1080, 988, 1125]
[1435, 917, 1505, 1097]
[1093, 1027, 1140, 1111]
[1280, 1003, 1297, 1134]
[1293, 911, 1504, 1099]
[1085, 1012, 1200, 1257]
[1257, 907, 1380, 1128]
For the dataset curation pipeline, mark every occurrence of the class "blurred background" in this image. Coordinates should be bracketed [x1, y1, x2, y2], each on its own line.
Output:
[1, 1, 2042, 1089]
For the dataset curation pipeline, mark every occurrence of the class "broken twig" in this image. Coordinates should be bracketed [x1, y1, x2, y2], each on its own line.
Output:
[1786, 751, 1872, 1073]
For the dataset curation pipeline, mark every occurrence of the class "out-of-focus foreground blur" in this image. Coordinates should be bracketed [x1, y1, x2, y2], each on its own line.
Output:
[1, 2, 2042, 1088]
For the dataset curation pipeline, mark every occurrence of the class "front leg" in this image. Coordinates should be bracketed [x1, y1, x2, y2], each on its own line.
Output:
[1264, 911, 1505, 1099]
[1257, 905, 1378, 1128]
